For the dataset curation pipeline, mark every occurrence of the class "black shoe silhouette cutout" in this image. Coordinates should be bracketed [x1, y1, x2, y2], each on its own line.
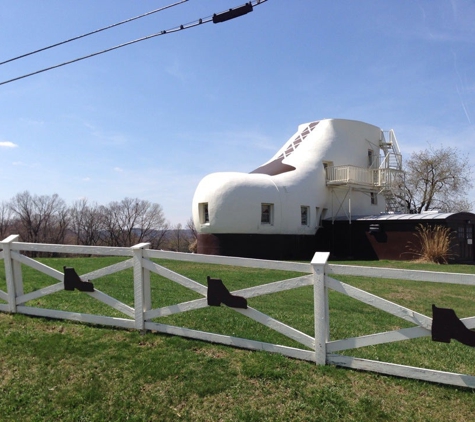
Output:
[207, 276, 247, 309]
[432, 304, 475, 347]
[63, 266, 94, 292]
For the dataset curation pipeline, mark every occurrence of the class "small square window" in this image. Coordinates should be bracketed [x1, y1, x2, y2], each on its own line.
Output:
[261, 204, 273, 224]
[199, 203, 209, 224]
[301, 206, 309, 226]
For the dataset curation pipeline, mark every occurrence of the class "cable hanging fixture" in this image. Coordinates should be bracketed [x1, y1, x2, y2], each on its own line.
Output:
[0, 0, 267, 87]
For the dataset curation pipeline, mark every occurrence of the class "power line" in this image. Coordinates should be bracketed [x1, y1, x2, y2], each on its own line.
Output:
[0, 18, 209, 87]
[0, 0, 189, 66]
[0, 0, 267, 87]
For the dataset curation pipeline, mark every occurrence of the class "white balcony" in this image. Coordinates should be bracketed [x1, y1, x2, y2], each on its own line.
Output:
[326, 165, 403, 189]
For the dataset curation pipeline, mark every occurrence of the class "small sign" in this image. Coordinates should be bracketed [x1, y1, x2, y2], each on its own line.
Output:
[468, 239, 473, 245]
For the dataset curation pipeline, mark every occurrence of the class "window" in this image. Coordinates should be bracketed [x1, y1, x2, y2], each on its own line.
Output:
[261, 204, 273, 224]
[370, 192, 378, 205]
[301, 206, 309, 226]
[199, 203, 209, 224]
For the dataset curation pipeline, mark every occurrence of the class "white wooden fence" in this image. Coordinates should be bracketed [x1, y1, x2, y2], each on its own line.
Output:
[1, 234, 475, 388]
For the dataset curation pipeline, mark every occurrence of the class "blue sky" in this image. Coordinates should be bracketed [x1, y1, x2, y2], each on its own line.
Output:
[1, 0, 474, 225]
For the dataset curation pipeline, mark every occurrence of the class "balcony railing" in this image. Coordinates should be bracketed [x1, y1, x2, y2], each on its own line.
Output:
[326, 165, 403, 188]
[326, 165, 373, 186]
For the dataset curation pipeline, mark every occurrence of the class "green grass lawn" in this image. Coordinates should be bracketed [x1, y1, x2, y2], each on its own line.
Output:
[1, 257, 475, 421]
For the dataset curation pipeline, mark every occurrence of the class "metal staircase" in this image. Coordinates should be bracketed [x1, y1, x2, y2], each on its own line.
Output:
[378, 130, 406, 213]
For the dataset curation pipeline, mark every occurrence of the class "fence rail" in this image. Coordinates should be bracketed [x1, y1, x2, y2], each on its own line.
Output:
[2, 234, 475, 388]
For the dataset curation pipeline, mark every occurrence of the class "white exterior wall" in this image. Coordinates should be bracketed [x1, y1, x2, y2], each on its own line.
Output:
[192, 118, 386, 235]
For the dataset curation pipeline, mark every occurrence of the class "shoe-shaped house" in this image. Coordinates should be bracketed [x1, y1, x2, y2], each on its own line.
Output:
[192, 118, 403, 259]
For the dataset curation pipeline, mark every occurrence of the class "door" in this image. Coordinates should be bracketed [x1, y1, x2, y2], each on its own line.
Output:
[458, 224, 474, 261]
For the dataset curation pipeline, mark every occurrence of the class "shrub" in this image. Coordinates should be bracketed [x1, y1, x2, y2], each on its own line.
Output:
[406, 224, 456, 264]
[189, 238, 198, 253]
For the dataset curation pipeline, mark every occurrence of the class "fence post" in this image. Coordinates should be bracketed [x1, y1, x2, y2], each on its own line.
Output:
[132, 242, 151, 331]
[311, 251, 330, 365]
[1, 235, 20, 313]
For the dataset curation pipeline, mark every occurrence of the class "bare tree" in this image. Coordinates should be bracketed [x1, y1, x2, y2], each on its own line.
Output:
[168, 222, 195, 252]
[9, 191, 70, 244]
[4, 192, 171, 249]
[168, 223, 183, 252]
[186, 217, 198, 253]
[99, 203, 121, 246]
[0, 200, 13, 240]
[100, 198, 169, 247]
[45, 198, 70, 244]
[401, 145, 473, 213]
[135, 202, 170, 249]
[69, 199, 103, 246]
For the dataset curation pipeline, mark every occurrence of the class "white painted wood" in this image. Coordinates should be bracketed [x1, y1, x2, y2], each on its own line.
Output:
[81, 258, 134, 280]
[327, 326, 431, 352]
[145, 321, 316, 362]
[326, 276, 433, 330]
[143, 259, 207, 296]
[2, 236, 18, 312]
[0, 234, 20, 244]
[133, 243, 152, 312]
[14, 252, 64, 281]
[9, 241, 132, 257]
[143, 262, 152, 312]
[459, 316, 475, 329]
[12, 256, 23, 296]
[327, 354, 475, 388]
[232, 275, 313, 298]
[327, 317, 475, 353]
[87, 290, 135, 318]
[131, 243, 151, 250]
[0, 289, 8, 302]
[312, 252, 330, 365]
[145, 298, 208, 320]
[232, 306, 315, 349]
[133, 246, 145, 330]
[16, 282, 64, 305]
[4, 237, 475, 389]
[327, 264, 475, 286]
[144, 249, 312, 273]
[324, 276, 330, 342]
[17, 306, 135, 329]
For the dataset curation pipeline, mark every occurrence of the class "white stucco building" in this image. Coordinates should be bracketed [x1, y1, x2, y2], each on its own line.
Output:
[192, 118, 403, 259]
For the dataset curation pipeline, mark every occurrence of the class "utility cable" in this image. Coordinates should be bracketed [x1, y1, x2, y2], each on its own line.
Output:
[0, 0, 189, 66]
[0, 18, 209, 86]
[0, 0, 267, 87]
